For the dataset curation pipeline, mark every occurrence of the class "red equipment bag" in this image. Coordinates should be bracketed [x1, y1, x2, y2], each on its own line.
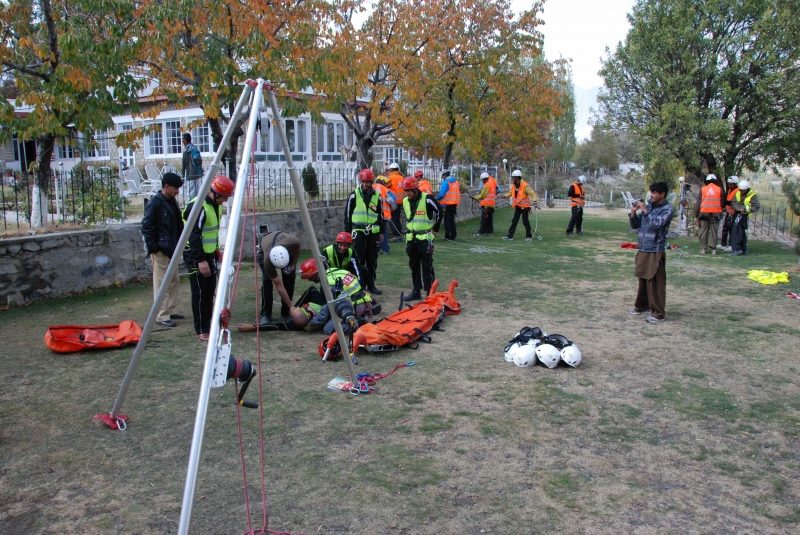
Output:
[45, 320, 144, 353]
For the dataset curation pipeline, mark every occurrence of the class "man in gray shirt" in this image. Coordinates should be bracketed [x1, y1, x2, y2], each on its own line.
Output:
[258, 231, 301, 326]
[629, 181, 674, 324]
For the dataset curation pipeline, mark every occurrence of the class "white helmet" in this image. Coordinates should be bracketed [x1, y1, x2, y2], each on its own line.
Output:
[727, 175, 739, 184]
[269, 245, 290, 268]
[511, 170, 522, 177]
[560, 345, 582, 367]
[738, 179, 750, 190]
[388, 162, 400, 170]
[480, 172, 489, 180]
[705, 174, 717, 182]
[578, 175, 586, 183]
[504, 342, 520, 363]
[513, 345, 538, 367]
[535, 344, 561, 369]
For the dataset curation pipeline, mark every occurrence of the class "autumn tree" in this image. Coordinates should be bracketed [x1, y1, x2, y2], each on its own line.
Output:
[135, 0, 337, 179]
[0, 0, 144, 226]
[599, 0, 800, 180]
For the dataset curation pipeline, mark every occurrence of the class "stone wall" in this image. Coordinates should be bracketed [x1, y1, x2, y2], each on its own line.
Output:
[0, 199, 481, 305]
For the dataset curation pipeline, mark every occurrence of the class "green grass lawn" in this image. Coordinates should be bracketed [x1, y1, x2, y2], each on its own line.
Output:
[1, 206, 799, 534]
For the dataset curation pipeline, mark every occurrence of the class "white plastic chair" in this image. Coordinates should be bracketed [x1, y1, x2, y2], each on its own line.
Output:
[144, 163, 162, 185]
[126, 166, 158, 195]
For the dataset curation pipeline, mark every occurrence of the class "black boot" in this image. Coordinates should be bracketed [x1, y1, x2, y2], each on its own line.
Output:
[368, 286, 383, 295]
[402, 290, 422, 302]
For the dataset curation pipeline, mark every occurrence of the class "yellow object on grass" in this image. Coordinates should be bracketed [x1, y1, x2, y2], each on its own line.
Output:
[747, 270, 790, 285]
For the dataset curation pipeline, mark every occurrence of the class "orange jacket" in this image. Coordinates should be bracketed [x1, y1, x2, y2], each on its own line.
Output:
[388, 170, 405, 203]
[418, 179, 433, 195]
[510, 180, 532, 209]
[570, 183, 585, 207]
[725, 186, 739, 215]
[699, 183, 723, 214]
[374, 183, 393, 219]
[480, 177, 497, 207]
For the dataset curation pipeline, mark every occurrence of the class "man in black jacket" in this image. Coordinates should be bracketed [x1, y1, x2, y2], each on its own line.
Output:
[141, 172, 185, 327]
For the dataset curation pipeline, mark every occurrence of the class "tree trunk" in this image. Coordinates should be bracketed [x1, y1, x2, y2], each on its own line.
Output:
[31, 134, 56, 228]
[356, 135, 374, 170]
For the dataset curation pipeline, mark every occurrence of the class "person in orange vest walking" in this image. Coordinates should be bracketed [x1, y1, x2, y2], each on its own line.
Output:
[386, 162, 405, 240]
[414, 170, 433, 194]
[437, 169, 461, 240]
[502, 170, 538, 242]
[472, 172, 496, 236]
[718, 175, 739, 252]
[566, 175, 586, 236]
[374, 175, 396, 255]
[695, 174, 724, 254]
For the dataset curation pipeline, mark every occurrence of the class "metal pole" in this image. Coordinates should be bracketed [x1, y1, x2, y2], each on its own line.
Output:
[104, 82, 255, 424]
[177, 79, 263, 535]
[264, 83, 359, 385]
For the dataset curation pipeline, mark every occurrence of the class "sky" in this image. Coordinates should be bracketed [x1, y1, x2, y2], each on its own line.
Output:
[518, 0, 636, 89]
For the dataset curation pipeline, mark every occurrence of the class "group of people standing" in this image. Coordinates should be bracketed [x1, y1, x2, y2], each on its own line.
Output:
[694, 174, 760, 256]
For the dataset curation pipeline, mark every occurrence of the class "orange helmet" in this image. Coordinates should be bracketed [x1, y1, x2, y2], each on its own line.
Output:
[413, 170, 424, 179]
[335, 231, 352, 245]
[400, 176, 418, 190]
[210, 175, 235, 196]
[299, 258, 319, 279]
[359, 169, 375, 182]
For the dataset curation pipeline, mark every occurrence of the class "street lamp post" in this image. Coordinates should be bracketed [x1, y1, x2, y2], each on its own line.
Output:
[502, 159, 507, 181]
[56, 161, 64, 219]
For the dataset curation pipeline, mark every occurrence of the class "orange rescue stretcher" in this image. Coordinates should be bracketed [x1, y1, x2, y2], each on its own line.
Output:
[45, 321, 144, 353]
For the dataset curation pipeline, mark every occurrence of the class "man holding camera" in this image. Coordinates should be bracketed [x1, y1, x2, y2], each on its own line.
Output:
[629, 182, 674, 324]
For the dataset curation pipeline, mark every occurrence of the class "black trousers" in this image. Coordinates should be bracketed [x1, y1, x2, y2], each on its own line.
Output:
[390, 205, 404, 237]
[567, 205, 583, 234]
[478, 206, 494, 234]
[258, 251, 296, 320]
[443, 204, 458, 240]
[352, 230, 380, 290]
[185, 254, 217, 335]
[720, 212, 733, 246]
[507, 207, 531, 238]
[730, 213, 748, 253]
[406, 240, 435, 294]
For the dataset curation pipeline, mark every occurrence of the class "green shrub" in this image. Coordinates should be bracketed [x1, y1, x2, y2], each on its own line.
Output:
[302, 164, 319, 198]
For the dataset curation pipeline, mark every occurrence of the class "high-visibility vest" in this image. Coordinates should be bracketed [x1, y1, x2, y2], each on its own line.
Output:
[480, 177, 496, 207]
[735, 189, 757, 213]
[699, 183, 723, 214]
[418, 179, 433, 195]
[184, 197, 219, 254]
[322, 244, 353, 270]
[441, 180, 461, 206]
[403, 192, 434, 242]
[570, 183, 585, 207]
[725, 187, 739, 215]
[510, 181, 531, 209]
[326, 268, 370, 305]
[388, 171, 405, 203]
[350, 188, 380, 233]
[374, 183, 392, 219]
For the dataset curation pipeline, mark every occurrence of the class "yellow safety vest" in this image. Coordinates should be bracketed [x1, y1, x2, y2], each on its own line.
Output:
[327, 268, 370, 305]
[734, 189, 757, 213]
[351, 188, 380, 233]
[403, 192, 434, 242]
[184, 197, 219, 254]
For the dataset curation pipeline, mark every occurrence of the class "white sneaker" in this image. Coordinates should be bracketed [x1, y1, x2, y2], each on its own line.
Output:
[502, 236, 513, 240]
[525, 237, 533, 243]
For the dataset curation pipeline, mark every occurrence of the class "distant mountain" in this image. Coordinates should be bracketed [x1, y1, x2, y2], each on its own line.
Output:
[574, 86, 600, 142]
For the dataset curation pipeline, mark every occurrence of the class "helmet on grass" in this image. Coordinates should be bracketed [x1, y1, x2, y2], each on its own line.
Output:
[542, 334, 572, 350]
[210, 175, 235, 196]
[535, 344, 561, 368]
[560, 345, 582, 367]
[504, 342, 521, 362]
[513, 345, 538, 367]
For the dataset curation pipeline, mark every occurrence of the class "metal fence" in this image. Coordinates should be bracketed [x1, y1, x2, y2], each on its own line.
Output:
[2, 168, 125, 231]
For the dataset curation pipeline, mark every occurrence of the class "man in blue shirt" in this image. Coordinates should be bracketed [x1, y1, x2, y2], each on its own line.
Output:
[629, 181, 674, 324]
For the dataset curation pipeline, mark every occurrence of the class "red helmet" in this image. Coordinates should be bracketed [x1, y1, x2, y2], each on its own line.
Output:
[413, 170, 424, 179]
[359, 169, 375, 182]
[299, 258, 318, 279]
[400, 176, 418, 189]
[210, 175, 235, 196]
[335, 231, 352, 245]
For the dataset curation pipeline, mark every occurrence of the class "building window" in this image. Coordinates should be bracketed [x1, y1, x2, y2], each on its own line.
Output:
[85, 130, 110, 159]
[191, 121, 211, 153]
[12, 134, 19, 161]
[261, 117, 308, 161]
[165, 120, 182, 154]
[385, 147, 402, 165]
[317, 120, 353, 161]
[147, 124, 164, 156]
[58, 140, 75, 159]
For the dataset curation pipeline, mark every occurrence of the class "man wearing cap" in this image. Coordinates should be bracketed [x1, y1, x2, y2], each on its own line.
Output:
[258, 230, 302, 327]
[719, 176, 739, 251]
[437, 169, 461, 240]
[386, 162, 405, 240]
[729, 179, 760, 257]
[695, 174, 724, 254]
[472, 172, 496, 236]
[141, 172, 185, 327]
[566, 175, 586, 236]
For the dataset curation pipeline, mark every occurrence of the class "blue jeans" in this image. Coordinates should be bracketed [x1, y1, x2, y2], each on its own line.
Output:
[380, 226, 390, 252]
